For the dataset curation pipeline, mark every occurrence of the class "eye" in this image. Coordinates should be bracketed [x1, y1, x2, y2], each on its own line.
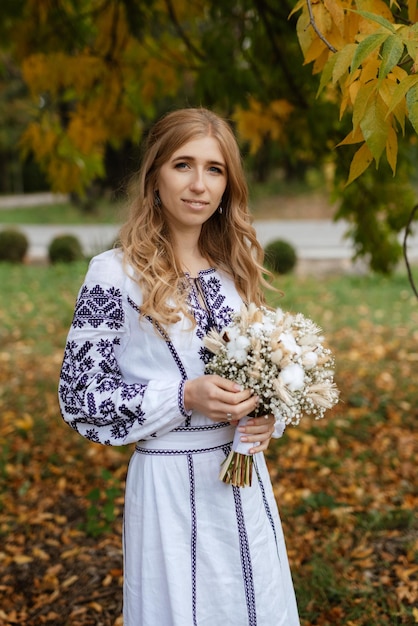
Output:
[174, 161, 189, 170]
[209, 166, 224, 174]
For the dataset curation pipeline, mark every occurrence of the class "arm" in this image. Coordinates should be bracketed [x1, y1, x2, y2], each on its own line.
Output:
[58, 252, 189, 446]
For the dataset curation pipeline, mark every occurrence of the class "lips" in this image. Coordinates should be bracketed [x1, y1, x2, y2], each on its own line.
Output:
[182, 199, 209, 209]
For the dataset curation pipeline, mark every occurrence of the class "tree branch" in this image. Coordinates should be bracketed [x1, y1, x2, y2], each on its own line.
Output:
[306, 0, 337, 53]
[254, 0, 309, 109]
[403, 204, 418, 299]
[164, 0, 206, 62]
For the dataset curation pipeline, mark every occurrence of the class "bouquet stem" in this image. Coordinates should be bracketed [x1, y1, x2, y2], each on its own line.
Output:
[219, 416, 257, 487]
[219, 450, 253, 487]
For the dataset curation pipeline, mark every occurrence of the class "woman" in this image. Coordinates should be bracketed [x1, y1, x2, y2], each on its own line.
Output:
[59, 107, 300, 625]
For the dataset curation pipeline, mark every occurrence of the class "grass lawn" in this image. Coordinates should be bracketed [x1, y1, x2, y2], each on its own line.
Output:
[0, 263, 417, 625]
[0, 199, 128, 225]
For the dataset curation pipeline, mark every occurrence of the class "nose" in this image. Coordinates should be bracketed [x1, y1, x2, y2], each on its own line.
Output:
[189, 169, 206, 193]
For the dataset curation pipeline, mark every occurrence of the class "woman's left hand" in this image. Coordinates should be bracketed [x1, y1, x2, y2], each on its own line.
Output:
[237, 414, 275, 454]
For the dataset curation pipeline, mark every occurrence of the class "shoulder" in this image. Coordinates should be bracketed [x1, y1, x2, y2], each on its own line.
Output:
[85, 248, 137, 285]
[86, 248, 125, 280]
[83, 248, 142, 304]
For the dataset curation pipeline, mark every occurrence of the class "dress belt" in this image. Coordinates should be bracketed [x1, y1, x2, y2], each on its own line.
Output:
[135, 424, 235, 455]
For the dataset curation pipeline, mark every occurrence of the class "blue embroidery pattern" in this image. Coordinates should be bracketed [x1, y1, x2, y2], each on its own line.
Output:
[233, 485, 257, 625]
[254, 459, 279, 553]
[188, 454, 198, 626]
[59, 285, 147, 443]
[72, 284, 124, 330]
[135, 442, 229, 455]
[187, 271, 234, 364]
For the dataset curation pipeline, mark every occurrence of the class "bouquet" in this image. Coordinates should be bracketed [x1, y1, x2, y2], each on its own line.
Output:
[204, 303, 339, 487]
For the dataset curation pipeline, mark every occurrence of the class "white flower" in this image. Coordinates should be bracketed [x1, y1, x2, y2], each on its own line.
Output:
[280, 363, 305, 391]
[302, 350, 318, 369]
[228, 349, 248, 365]
[226, 334, 251, 364]
[279, 331, 301, 356]
[249, 322, 265, 336]
[275, 308, 284, 324]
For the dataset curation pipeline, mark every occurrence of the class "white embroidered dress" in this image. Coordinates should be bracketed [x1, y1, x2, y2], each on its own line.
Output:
[59, 249, 300, 626]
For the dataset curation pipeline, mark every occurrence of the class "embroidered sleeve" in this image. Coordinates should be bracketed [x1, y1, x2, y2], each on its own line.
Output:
[58, 255, 188, 446]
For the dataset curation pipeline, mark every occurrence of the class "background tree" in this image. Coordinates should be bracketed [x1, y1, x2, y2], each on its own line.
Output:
[293, 0, 418, 273]
[1, 0, 417, 271]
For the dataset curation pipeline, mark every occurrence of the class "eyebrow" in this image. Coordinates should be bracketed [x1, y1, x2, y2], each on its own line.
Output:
[172, 155, 226, 168]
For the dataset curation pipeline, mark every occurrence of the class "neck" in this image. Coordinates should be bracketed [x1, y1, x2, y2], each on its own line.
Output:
[174, 241, 211, 277]
[168, 226, 213, 277]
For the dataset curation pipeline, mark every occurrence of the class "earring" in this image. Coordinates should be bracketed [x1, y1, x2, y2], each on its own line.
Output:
[218, 205, 223, 214]
[154, 191, 161, 207]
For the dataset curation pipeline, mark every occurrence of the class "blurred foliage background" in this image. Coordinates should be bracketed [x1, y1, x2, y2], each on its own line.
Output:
[0, 0, 418, 269]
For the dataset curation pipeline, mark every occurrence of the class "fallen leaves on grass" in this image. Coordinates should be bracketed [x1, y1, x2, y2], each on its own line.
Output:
[0, 270, 417, 625]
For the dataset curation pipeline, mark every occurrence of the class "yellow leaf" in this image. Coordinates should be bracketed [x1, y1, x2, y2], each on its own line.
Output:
[62, 575, 78, 589]
[304, 37, 328, 65]
[233, 98, 293, 154]
[324, 0, 345, 37]
[386, 124, 398, 174]
[15, 413, 34, 431]
[296, 10, 314, 57]
[13, 554, 33, 564]
[269, 99, 295, 119]
[357, 0, 395, 34]
[345, 143, 374, 186]
[312, 1, 333, 35]
[387, 74, 418, 115]
[32, 547, 50, 561]
[337, 127, 365, 146]
[409, 0, 418, 22]
[351, 544, 374, 559]
[406, 81, 418, 133]
[359, 57, 381, 85]
[380, 79, 406, 132]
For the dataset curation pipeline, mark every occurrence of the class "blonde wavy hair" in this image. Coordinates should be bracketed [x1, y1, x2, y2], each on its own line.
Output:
[119, 107, 270, 328]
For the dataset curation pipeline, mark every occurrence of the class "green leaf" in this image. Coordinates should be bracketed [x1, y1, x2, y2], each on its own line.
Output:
[351, 33, 390, 74]
[387, 74, 418, 115]
[379, 35, 405, 82]
[355, 11, 396, 34]
[353, 82, 376, 131]
[332, 44, 357, 84]
[317, 54, 337, 96]
[359, 95, 389, 164]
[406, 83, 418, 134]
[405, 40, 418, 64]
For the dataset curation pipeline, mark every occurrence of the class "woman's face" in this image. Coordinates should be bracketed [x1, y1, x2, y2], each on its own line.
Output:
[156, 135, 227, 235]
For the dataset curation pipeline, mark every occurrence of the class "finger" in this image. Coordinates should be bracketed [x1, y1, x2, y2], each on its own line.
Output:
[219, 397, 259, 423]
[218, 389, 254, 407]
[248, 438, 271, 454]
[211, 375, 244, 393]
[240, 429, 273, 445]
[238, 416, 274, 434]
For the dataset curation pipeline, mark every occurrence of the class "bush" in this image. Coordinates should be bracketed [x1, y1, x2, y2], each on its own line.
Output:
[48, 234, 84, 263]
[0, 229, 29, 263]
[264, 239, 297, 274]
